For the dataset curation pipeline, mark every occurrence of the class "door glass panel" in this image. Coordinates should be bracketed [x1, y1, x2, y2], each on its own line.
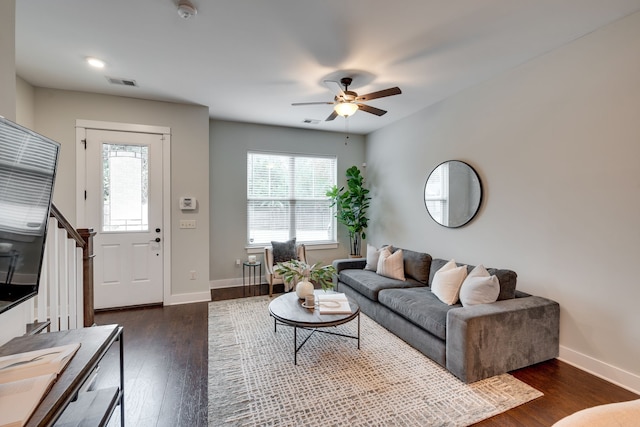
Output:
[102, 143, 148, 232]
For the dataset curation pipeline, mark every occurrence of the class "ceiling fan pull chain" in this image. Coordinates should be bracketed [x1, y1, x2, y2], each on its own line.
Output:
[345, 117, 350, 145]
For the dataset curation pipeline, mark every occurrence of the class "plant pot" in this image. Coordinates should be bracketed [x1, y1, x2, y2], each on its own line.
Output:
[295, 280, 314, 299]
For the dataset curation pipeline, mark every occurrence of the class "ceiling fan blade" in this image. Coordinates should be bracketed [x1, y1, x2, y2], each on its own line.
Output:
[357, 104, 387, 116]
[292, 101, 334, 106]
[325, 110, 339, 121]
[323, 80, 345, 98]
[356, 87, 401, 102]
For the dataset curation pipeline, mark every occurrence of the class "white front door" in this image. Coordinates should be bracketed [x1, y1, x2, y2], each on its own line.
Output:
[85, 129, 164, 309]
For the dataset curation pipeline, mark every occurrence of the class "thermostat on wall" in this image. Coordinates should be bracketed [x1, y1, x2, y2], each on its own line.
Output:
[179, 197, 196, 210]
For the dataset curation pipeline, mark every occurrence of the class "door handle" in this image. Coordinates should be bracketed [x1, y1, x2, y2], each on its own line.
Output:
[155, 238, 161, 243]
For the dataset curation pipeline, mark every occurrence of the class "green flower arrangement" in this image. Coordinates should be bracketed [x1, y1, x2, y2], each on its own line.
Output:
[274, 259, 336, 292]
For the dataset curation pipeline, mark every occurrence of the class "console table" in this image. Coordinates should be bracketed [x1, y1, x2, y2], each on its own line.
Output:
[0, 324, 124, 427]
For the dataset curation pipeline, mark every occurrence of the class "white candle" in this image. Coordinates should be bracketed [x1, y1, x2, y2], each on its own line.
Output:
[248, 255, 257, 264]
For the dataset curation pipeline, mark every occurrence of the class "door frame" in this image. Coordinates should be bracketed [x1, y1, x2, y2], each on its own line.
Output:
[75, 119, 172, 306]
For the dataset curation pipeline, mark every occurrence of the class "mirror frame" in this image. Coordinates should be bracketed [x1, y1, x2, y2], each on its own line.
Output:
[424, 160, 483, 228]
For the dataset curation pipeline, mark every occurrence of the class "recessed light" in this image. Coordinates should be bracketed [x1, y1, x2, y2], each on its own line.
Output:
[86, 57, 106, 69]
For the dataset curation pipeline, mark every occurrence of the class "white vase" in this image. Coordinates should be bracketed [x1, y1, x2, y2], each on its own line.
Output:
[295, 280, 314, 299]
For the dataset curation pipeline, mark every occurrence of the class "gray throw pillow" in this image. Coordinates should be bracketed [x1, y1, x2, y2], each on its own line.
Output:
[392, 247, 432, 284]
[271, 238, 298, 263]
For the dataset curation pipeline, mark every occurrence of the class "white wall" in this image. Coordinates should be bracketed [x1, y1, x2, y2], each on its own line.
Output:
[209, 120, 365, 287]
[366, 11, 640, 392]
[33, 88, 211, 303]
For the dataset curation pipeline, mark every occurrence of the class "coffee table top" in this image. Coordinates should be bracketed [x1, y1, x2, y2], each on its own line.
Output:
[269, 290, 360, 328]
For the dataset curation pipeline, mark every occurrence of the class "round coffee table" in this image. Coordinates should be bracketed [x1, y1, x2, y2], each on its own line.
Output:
[269, 290, 360, 365]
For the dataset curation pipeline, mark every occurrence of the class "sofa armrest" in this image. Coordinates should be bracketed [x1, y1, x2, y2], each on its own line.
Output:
[332, 258, 367, 272]
[446, 296, 559, 383]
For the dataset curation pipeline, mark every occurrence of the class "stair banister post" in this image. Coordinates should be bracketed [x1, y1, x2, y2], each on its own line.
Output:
[78, 228, 96, 326]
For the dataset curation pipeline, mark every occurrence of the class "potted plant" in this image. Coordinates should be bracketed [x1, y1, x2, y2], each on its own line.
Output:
[275, 260, 336, 298]
[326, 165, 371, 257]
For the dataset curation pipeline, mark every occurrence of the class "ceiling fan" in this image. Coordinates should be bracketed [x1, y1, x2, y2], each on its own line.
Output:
[292, 77, 402, 121]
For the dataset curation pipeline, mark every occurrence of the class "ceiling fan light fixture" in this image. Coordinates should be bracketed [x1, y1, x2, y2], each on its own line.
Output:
[334, 102, 358, 117]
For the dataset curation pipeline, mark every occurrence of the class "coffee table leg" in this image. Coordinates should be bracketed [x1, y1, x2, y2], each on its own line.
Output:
[294, 326, 297, 365]
[357, 311, 361, 349]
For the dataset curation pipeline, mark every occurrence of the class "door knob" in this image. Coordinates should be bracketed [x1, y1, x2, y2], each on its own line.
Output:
[155, 237, 161, 243]
[156, 228, 161, 233]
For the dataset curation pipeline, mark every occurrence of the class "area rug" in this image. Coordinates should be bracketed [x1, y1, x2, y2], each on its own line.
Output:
[208, 296, 542, 426]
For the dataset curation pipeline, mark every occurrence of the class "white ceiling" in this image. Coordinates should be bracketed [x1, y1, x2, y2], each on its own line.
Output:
[15, 0, 640, 135]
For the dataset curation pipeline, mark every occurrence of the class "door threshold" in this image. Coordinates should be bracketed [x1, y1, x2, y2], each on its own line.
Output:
[95, 302, 163, 313]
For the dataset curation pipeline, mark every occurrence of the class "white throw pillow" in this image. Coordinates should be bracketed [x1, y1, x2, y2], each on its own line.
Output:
[376, 248, 405, 281]
[459, 264, 500, 307]
[364, 244, 390, 271]
[431, 259, 467, 305]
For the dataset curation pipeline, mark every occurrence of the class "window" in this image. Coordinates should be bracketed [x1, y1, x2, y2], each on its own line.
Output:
[102, 143, 149, 232]
[247, 151, 336, 246]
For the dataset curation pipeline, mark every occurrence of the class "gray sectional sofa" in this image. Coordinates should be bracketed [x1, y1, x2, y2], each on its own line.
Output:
[333, 248, 560, 383]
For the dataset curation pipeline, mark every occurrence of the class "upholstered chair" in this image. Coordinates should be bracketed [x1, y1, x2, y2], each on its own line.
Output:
[264, 243, 307, 297]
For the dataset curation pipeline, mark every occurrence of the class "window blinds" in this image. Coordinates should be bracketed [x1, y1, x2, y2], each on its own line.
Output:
[247, 152, 336, 246]
[0, 126, 57, 235]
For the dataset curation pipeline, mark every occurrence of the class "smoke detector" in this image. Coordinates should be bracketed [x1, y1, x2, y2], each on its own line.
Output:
[177, 0, 197, 19]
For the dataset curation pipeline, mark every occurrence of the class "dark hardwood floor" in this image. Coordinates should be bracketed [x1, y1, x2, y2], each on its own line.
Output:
[95, 302, 209, 427]
[94, 284, 638, 426]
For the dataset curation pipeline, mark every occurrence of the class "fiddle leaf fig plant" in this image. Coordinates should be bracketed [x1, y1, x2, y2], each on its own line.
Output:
[326, 165, 371, 257]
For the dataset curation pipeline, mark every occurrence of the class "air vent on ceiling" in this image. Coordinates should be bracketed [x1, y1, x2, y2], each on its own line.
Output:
[302, 119, 320, 125]
[106, 76, 138, 87]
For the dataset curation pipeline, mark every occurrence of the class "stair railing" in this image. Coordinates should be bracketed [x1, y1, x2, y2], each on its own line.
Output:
[26, 204, 95, 332]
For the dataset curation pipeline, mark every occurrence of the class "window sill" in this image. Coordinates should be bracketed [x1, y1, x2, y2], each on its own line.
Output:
[246, 242, 339, 253]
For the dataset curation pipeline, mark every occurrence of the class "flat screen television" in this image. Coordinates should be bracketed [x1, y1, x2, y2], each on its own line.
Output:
[0, 116, 60, 315]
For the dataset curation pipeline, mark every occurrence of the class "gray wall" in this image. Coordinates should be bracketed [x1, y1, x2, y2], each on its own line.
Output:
[0, 0, 15, 121]
[0, 0, 24, 345]
[32, 88, 211, 302]
[209, 120, 365, 286]
[16, 76, 35, 128]
[366, 11, 640, 391]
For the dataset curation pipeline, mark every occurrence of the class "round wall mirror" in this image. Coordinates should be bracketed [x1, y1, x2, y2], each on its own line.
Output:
[424, 160, 482, 228]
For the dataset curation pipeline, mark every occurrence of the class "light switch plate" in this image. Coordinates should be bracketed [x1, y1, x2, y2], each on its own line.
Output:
[179, 220, 196, 229]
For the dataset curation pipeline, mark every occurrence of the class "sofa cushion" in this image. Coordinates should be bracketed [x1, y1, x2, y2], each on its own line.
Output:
[339, 269, 424, 301]
[429, 258, 517, 300]
[378, 287, 459, 340]
[376, 248, 406, 281]
[391, 247, 432, 284]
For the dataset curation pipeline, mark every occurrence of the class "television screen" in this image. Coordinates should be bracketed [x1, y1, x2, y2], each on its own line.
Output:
[0, 116, 60, 315]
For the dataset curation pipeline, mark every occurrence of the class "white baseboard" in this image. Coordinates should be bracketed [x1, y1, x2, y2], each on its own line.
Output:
[210, 277, 266, 289]
[164, 291, 211, 306]
[559, 345, 640, 394]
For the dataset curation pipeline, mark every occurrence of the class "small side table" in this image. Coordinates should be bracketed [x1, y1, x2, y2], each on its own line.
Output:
[242, 261, 262, 297]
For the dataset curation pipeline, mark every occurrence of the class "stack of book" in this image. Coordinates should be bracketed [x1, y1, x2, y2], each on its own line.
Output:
[318, 293, 352, 314]
[0, 343, 80, 427]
